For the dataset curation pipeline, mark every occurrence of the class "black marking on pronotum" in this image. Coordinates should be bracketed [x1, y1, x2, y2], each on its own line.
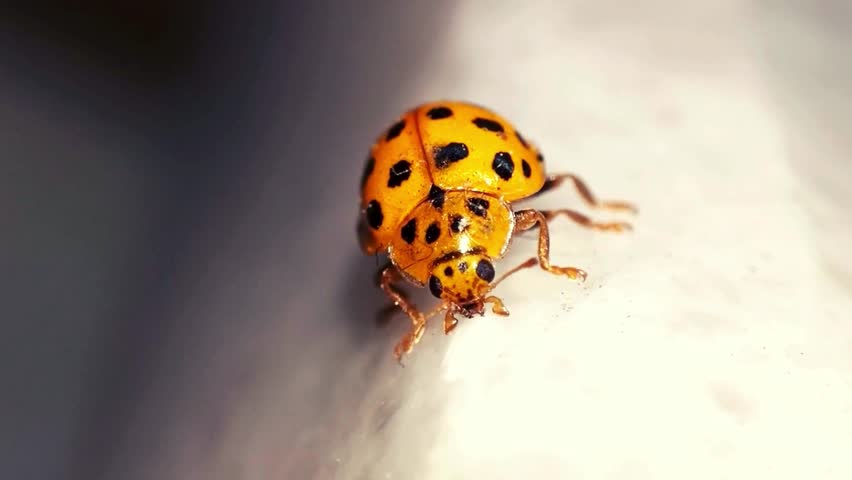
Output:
[449, 214, 465, 233]
[401, 218, 416, 244]
[466, 198, 489, 218]
[425, 222, 440, 244]
[428, 184, 446, 209]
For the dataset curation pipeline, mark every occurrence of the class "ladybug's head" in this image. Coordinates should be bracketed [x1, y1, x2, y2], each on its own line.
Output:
[427, 250, 496, 309]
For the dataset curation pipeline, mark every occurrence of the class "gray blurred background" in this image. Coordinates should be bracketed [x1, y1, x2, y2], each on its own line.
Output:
[2, 1, 850, 479]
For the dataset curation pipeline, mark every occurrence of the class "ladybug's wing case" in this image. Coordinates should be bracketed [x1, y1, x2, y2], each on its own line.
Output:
[358, 110, 433, 254]
[414, 101, 546, 202]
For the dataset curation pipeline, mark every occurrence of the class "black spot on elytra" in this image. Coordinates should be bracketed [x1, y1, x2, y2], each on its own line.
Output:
[425, 222, 440, 244]
[476, 259, 495, 282]
[365, 200, 383, 229]
[449, 214, 465, 233]
[429, 275, 443, 298]
[444, 266, 453, 277]
[361, 156, 375, 189]
[401, 218, 416, 244]
[426, 106, 453, 119]
[386, 120, 406, 141]
[428, 185, 445, 209]
[466, 198, 489, 217]
[522, 159, 532, 178]
[492, 151, 514, 180]
[458, 262, 468, 273]
[472, 117, 504, 133]
[433, 142, 469, 169]
[387, 160, 412, 188]
[516, 130, 530, 148]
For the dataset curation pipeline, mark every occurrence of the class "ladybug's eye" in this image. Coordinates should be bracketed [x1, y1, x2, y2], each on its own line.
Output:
[428, 275, 443, 298]
[475, 259, 495, 283]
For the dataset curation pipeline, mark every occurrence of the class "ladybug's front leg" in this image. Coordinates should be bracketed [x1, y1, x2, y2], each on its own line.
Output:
[377, 264, 427, 360]
[373, 265, 414, 327]
[513, 209, 588, 282]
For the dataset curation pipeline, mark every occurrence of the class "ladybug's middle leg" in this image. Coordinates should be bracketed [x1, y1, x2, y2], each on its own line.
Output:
[512, 209, 588, 282]
[534, 173, 638, 214]
[540, 208, 632, 233]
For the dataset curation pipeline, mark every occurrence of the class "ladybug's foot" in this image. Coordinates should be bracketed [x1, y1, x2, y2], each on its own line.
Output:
[543, 265, 588, 282]
[394, 317, 426, 361]
[483, 296, 510, 316]
[514, 209, 590, 284]
[542, 209, 632, 233]
[443, 309, 458, 334]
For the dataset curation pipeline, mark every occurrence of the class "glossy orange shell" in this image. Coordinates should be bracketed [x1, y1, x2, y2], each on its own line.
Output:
[358, 100, 546, 254]
[388, 190, 514, 286]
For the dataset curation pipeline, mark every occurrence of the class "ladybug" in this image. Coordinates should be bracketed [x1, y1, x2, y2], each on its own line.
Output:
[357, 100, 636, 360]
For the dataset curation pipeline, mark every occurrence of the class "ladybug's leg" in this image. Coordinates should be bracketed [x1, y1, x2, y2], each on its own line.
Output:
[483, 296, 510, 315]
[540, 208, 632, 233]
[378, 264, 428, 359]
[536, 173, 638, 214]
[373, 264, 414, 327]
[513, 209, 588, 282]
[443, 309, 458, 334]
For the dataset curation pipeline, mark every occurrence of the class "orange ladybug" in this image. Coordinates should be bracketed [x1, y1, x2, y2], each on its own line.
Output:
[357, 101, 636, 360]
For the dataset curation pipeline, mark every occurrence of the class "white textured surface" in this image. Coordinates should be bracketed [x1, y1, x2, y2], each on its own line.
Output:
[103, 2, 852, 479]
[336, 3, 852, 479]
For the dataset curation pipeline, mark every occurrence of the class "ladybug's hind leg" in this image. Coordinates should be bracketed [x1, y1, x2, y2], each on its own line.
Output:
[513, 209, 588, 282]
[536, 173, 638, 214]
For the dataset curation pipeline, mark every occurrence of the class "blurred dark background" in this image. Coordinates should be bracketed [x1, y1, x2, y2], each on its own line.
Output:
[1, 1, 449, 478]
[1, 3, 268, 479]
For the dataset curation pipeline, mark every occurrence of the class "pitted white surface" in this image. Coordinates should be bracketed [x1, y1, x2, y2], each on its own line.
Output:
[335, 3, 852, 479]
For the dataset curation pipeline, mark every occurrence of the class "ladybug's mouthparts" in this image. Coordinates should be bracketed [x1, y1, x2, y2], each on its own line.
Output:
[459, 301, 486, 318]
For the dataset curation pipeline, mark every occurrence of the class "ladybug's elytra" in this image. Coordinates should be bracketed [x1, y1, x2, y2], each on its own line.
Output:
[357, 100, 637, 360]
